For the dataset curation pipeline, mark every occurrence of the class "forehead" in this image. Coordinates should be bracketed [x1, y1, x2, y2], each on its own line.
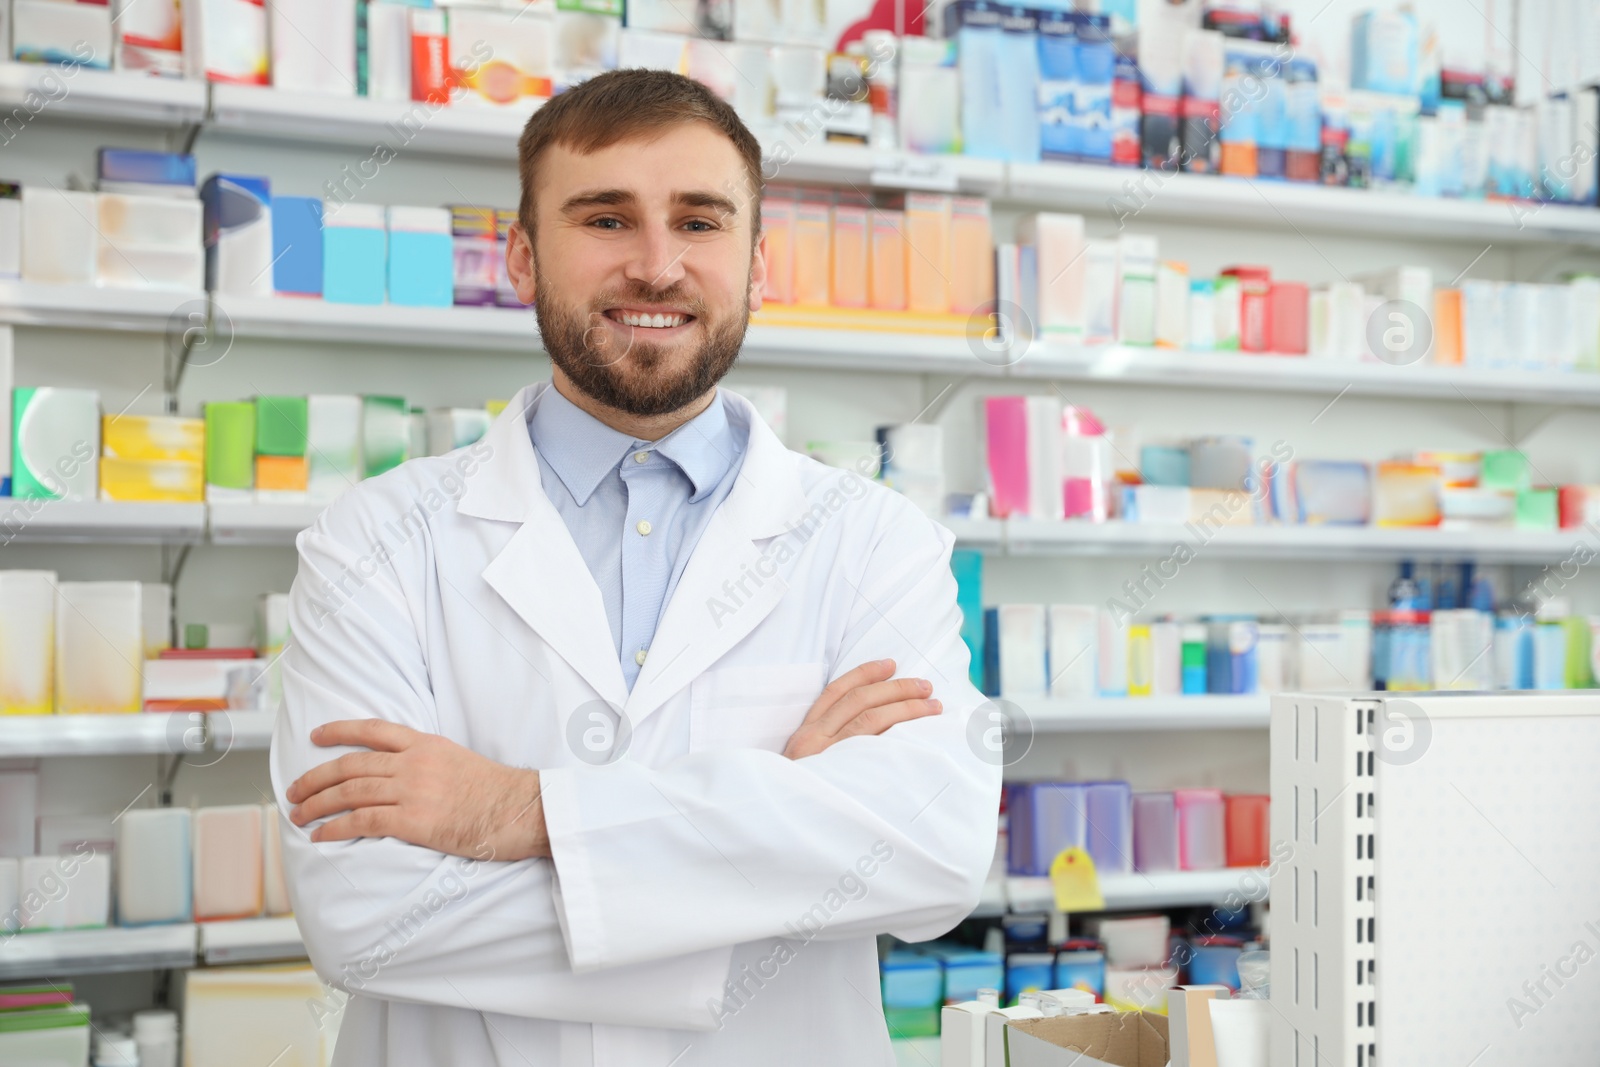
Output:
[536, 122, 755, 214]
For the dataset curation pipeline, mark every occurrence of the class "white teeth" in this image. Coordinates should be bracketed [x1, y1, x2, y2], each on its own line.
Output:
[617, 311, 686, 328]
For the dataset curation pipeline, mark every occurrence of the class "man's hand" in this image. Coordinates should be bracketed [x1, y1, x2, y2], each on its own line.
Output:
[783, 659, 941, 760]
[285, 720, 548, 862]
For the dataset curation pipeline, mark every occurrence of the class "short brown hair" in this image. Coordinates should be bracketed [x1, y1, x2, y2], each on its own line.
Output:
[517, 69, 764, 242]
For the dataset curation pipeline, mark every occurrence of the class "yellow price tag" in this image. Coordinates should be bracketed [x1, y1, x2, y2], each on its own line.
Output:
[1049, 847, 1104, 913]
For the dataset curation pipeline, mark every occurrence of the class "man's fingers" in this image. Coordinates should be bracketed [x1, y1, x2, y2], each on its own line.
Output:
[310, 805, 404, 844]
[815, 676, 932, 736]
[286, 751, 396, 804]
[310, 718, 420, 753]
[799, 659, 896, 726]
[290, 776, 402, 827]
[835, 698, 943, 740]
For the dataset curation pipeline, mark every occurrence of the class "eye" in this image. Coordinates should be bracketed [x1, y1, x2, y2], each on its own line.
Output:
[590, 217, 624, 231]
[683, 218, 717, 233]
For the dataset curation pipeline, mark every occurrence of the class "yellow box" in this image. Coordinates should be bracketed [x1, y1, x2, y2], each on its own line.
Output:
[256, 455, 309, 492]
[830, 195, 869, 309]
[99, 457, 203, 502]
[793, 197, 833, 306]
[948, 195, 994, 315]
[869, 209, 907, 311]
[101, 414, 205, 463]
[903, 193, 952, 314]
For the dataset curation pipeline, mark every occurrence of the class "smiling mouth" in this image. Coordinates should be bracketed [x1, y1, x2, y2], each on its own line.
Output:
[606, 308, 696, 329]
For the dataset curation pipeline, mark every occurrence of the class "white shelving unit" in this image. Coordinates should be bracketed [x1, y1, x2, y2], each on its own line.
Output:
[1023, 695, 1268, 732]
[1004, 868, 1260, 913]
[0, 62, 207, 126]
[0, 282, 205, 334]
[0, 714, 203, 758]
[1005, 160, 1600, 246]
[208, 710, 276, 752]
[198, 917, 304, 965]
[0, 925, 198, 980]
[0, 500, 207, 545]
[207, 501, 325, 546]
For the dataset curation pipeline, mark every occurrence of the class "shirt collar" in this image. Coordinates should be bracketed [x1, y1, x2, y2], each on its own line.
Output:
[529, 384, 739, 506]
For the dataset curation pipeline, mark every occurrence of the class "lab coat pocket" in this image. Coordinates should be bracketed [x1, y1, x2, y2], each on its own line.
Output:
[689, 661, 828, 753]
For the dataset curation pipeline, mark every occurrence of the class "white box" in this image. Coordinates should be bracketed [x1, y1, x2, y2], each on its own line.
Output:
[1151, 620, 1181, 696]
[0, 570, 55, 715]
[1016, 213, 1087, 340]
[20, 188, 96, 285]
[1461, 279, 1506, 368]
[0, 858, 17, 934]
[262, 805, 292, 916]
[365, 0, 413, 100]
[1098, 607, 1128, 697]
[1270, 692, 1600, 1067]
[0, 196, 20, 279]
[55, 581, 143, 713]
[116, 808, 192, 925]
[448, 7, 554, 107]
[1098, 915, 1171, 967]
[1047, 605, 1098, 699]
[95, 193, 204, 290]
[0, 770, 38, 856]
[193, 805, 263, 920]
[113, 0, 184, 76]
[270, 0, 357, 95]
[1083, 240, 1120, 345]
[1024, 395, 1063, 522]
[997, 604, 1048, 699]
[1570, 276, 1600, 371]
[142, 581, 173, 657]
[184, 0, 269, 83]
[307, 394, 362, 502]
[13, 0, 112, 67]
[18, 855, 66, 930]
[62, 851, 111, 929]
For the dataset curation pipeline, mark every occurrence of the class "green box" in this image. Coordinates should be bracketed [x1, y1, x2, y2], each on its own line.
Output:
[1481, 449, 1530, 492]
[1515, 488, 1558, 530]
[556, 0, 622, 14]
[185, 623, 209, 650]
[255, 395, 308, 457]
[883, 1006, 942, 1039]
[362, 395, 409, 478]
[205, 401, 256, 489]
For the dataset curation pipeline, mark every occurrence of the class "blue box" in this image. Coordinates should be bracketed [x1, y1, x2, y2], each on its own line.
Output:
[1005, 952, 1055, 1005]
[947, 1, 1006, 161]
[1054, 943, 1105, 997]
[998, 6, 1042, 164]
[926, 945, 1004, 1003]
[1075, 14, 1115, 163]
[1008, 782, 1087, 876]
[1140, 445, 1190, 487]
[952, 550, 985, 690]
[98, 149, 196, 187]
[1188, 937, 1243, 990]
[880, 952, 944, 1009]
[1037, 11, 1077, 161]
[323, 204, 386, 306]
[387, 206, 453, 308]
[1351, 10, 1418, 96]
[272, 196, 324, 297]
[1084, 780, 1132, 875]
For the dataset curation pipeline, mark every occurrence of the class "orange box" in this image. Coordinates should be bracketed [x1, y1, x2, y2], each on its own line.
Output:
[1432, 288, 1463, 365]
[256, 455, 309, 492]
[760, 194, 796, 306]
[869, 208, 907, 311]
[948, 196, 994, 316]
[830, 192, 870, 308]
[792, 195, 833, 306]
[902, 192, 952, 314]
[1220, 141, 1257, 177]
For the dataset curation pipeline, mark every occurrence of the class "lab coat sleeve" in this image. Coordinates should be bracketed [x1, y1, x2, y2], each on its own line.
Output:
[269, 499, 733, 1030]
[540, 500, 1003, 973]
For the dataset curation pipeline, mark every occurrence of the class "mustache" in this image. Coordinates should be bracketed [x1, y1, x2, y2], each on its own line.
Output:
[593, 283, 707, 316]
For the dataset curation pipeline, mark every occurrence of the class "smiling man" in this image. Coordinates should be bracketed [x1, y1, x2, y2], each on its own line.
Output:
[270, 70, 1000, 1067]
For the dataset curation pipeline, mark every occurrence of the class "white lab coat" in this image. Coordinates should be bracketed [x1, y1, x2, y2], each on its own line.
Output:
[270, 383, 1001, 1067]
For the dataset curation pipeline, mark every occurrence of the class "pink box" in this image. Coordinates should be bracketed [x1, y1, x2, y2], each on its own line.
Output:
[1173, 788, 1225, 871]
[985, 396, 1029, 519]
[1268, 282, 1308, 354]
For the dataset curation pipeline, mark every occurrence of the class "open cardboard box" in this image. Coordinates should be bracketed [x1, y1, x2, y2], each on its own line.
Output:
[1003, 1011, 1170, 1067]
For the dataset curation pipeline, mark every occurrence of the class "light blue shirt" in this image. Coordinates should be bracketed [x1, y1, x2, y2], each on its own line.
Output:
[529, 385, 747, 690]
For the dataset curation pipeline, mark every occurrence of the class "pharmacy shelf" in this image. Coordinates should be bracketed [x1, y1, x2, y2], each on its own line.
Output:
[1005, 160, 1600, 247]
[199, 917, 305, 965]
[1022, 696, 1269, 732]
[0, 281, 205, 334]
[761, 138, 1008, 195]
[219, 293, 539, 351]
[1000, 520, 1584, 565]
[208, 711, 276, 752]
[207, 501, 325, 546]
[1005, 868, 1261, 914]
[0, 62, 207, 126]
[1012, 343, 1600, 407]
[208, 84, 538, 158]
[0, 714, 205, 758]
[0, 500, 207, 545]
[0, 925, 197, 980]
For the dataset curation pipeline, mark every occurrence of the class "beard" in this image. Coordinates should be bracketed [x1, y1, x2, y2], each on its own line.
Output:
[534, 263, 749, 418]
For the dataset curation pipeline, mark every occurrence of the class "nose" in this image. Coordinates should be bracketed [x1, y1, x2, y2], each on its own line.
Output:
[622, 216, 690, 292]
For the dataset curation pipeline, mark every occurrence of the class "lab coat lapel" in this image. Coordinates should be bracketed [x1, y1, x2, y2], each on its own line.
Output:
[624, 393, 811, 727]
[460, 384, 629, 711]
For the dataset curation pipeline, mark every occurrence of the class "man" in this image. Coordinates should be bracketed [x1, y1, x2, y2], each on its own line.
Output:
[271, 69, 1000, 1066]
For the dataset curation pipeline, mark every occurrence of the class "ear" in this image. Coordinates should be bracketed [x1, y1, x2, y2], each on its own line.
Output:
[506, 222, 537, 306]
[748, 230, 768, 314]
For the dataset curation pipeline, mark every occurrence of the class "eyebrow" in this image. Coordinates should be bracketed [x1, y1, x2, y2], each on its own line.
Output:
[559, 188, 743, 220]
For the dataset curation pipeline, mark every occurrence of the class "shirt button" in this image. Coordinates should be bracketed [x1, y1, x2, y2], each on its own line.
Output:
[635, 649, 648, 665]
[633, 451, 649, 464]
[636, 520, 653, 536]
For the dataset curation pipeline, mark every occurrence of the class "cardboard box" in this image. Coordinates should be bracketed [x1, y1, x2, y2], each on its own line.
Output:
[1004, 1011, 1170, 1067]
[1167, 986, 1229, 1067]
